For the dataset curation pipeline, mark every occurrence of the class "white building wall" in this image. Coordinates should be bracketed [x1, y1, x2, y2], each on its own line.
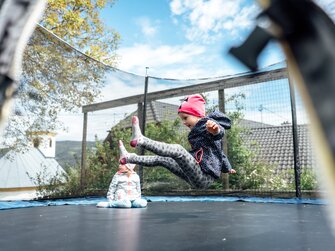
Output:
[29, 132, 56, 158]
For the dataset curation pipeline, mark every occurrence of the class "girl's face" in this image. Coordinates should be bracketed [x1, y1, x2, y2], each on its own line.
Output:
[118, 164, 128, 173]
[178, 112, 201, 129]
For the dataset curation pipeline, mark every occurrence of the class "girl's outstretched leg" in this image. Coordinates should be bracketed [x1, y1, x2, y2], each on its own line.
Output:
[128, 116, 215, 188]
[127, 150, 215, 189]
[119, 140, 192, 184]
[130, 116, 189, 159]
[123, 116, 216, 189]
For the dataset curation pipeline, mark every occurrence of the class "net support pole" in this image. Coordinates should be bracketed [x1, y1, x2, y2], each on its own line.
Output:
[142, 73, 149, 137]
[138, 68, 149, 185]
[137, 102, 144, 184]
[218, 89, 230, 190]
[288, 72, 302, 198]
[80, 112, 88, 191]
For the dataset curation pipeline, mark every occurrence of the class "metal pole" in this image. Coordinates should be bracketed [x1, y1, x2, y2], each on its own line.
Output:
[81, 112, 88, 191]
[218, 89, 229, 190]
[138, 67, 149, 184]
[288, 73, 301, 198]
[142, 67, 149, 136]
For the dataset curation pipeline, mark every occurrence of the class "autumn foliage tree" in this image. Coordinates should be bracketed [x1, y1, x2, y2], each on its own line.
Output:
[2, 0, 120, 148]
[41, 0, 120, 65]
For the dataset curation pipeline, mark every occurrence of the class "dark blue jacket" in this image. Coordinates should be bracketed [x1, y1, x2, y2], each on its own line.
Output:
[188, 111, 232, 178]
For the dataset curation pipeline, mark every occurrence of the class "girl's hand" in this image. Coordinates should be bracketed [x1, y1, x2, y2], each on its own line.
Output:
[206, 120, 220, 135]
[229, 169, 236, 174]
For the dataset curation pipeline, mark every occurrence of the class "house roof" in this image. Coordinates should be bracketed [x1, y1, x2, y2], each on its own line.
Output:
[237, 119, 273, 128]
[241, 124, 316, 171]
[0, 148, 65, 189]
[115, 101, 178, 129]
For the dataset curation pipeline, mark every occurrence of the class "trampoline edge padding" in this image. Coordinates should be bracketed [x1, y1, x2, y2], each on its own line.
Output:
[0, 196, 327, 210]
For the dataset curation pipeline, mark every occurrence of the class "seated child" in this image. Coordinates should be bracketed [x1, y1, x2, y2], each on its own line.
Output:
[96, 163, 147, 208]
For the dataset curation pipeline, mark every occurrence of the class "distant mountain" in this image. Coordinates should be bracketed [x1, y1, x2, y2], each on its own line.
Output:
[56, 141, 96, 169]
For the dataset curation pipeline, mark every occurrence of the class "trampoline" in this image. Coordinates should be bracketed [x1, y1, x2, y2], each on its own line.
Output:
[0, 197, 335, 251]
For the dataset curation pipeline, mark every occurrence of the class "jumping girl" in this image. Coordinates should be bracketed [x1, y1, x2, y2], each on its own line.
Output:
[119, 94, 236, 189]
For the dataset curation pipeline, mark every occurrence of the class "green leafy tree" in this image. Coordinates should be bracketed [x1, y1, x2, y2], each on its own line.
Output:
[284, 168, 319, 191]
[226, 110, 282, 190]
[226, 107, 286, 190]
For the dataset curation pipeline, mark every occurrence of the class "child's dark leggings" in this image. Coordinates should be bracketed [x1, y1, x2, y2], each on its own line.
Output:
[127, 137, 215, 189]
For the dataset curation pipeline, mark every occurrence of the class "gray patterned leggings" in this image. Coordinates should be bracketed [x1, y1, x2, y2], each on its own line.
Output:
[127, 137, 215, 189]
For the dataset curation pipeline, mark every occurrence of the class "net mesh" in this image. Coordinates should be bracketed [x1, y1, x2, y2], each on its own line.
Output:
[17, 25, 319, 197]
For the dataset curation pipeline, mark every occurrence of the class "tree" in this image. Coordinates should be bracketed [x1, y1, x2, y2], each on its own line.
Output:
[41, 0, 120, 65]
[2, 1, 120, 149]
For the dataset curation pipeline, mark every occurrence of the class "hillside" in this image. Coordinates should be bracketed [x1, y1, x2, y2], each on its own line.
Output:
[56, 141, 96, 169]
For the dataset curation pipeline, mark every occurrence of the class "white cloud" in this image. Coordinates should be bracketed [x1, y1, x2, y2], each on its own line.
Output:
[117, 43, 207, 77]
[100, 74, 144, 101]
[170, 0, 186, 15]
[135, 17, 158, 36]
[170, 0, 260, 43]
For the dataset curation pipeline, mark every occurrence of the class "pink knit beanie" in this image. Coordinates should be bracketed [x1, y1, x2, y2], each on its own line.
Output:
[178, 94, 206, 118]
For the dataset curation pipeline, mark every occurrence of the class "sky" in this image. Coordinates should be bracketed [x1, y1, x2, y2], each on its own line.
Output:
[56, 0, 335, 141]
[101, 0, 282, 78]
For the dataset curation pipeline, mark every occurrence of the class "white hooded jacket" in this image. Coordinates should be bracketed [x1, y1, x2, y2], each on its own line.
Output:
[107, 171, 141, 201]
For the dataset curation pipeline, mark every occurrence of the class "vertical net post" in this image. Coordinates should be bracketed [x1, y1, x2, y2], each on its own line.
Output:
[137, 102, 144, 185]
[138, 73, 149, 185]
[142, 75, 149, 135]
[288, 73, 302, 198]
[80, 112, 88, 191]
[218, 89, 229, 190]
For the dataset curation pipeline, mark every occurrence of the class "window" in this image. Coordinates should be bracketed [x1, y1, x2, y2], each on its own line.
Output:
[33, 138, 40, 148]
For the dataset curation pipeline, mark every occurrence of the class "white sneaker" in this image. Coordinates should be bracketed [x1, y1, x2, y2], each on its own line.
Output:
[96, 201, 110, 208]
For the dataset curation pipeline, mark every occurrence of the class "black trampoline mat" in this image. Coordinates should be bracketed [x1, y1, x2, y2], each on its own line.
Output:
[0, 201, 334, 251]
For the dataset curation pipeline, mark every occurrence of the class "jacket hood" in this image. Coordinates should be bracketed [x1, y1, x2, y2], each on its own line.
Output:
[207, 111, 231, 129]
